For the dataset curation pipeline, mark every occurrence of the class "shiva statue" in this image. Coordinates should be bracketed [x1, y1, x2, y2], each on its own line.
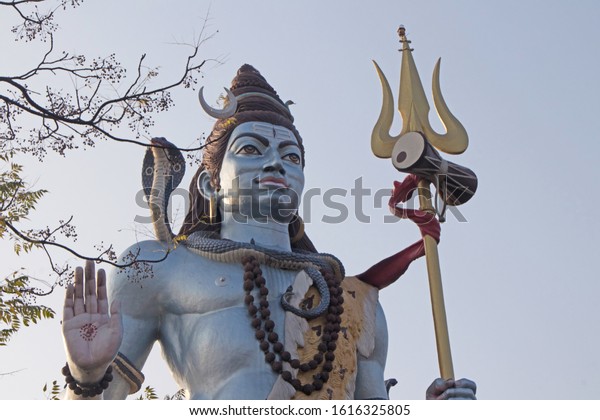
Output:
[61, 65, 476, 400]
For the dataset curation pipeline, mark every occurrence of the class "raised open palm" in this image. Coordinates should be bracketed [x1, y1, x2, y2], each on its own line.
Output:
[62, 261, 122, 375]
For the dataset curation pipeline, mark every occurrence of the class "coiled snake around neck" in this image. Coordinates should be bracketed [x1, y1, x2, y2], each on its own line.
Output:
[142, 138, 342, 319]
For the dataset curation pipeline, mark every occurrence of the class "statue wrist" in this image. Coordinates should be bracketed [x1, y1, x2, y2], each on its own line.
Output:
[62, 362, 113, 398]
[64, 358, 113, 385]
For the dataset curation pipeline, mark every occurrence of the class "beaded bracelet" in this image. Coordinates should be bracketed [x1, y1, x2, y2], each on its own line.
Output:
[62, 363, 113, 398]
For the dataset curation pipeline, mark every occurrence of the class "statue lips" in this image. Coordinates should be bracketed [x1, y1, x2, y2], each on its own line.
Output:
[259, 176, 289, 189]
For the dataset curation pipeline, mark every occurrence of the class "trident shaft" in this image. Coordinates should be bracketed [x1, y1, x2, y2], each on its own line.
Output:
[417, 181, 454, 380]
[372, 26, 471, 380]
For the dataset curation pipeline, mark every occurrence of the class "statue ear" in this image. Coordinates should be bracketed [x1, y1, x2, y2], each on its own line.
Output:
[197, 170, 216, 201]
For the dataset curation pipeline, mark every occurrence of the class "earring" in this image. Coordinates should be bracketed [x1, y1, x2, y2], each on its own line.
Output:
[209, 192, 218, 224]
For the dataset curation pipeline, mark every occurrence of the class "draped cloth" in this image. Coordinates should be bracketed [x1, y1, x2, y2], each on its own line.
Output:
[268, 275, 379, 400]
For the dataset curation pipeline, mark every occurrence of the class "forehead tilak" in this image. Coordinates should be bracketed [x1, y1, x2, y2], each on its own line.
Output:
[250, 122, 295, 142]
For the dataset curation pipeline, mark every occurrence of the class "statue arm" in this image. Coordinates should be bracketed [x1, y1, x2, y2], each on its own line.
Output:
[61, 241, 164, 400]
[353, 302, 389, 400]
[103, 240, 166, 399]
[101, 316, 157, 399]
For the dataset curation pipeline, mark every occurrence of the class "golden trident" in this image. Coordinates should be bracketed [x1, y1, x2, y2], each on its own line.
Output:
[372, 26, 471, 380]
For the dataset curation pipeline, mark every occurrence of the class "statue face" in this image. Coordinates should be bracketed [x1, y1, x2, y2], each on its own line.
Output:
[218, 121, 305, 224]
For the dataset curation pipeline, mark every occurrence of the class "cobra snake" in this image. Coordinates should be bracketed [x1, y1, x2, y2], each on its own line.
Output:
[142, 138, 343, 319]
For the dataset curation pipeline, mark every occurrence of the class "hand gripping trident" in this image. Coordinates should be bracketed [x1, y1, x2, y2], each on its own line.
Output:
[371, 26, 477, 380]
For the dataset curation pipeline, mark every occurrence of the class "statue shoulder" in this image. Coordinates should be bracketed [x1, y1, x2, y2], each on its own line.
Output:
[106, 240, 178, 305]
[114, 239, 173, 267]
[107, 240, 216, 293]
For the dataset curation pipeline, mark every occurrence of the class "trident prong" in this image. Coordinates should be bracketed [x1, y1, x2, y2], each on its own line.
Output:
[371, 29, 468, 158]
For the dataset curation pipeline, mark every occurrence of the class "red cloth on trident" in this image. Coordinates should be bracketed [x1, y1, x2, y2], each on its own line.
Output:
[357, 174, 440, 290]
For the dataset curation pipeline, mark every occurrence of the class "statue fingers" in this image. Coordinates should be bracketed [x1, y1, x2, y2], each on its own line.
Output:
[426, 378, 454, 400]
[109, 300, 123, 339]
[73, 266, 85, 316]
[84, 260, 98, 314]
[63, 283, 75, 322]
[96, 268, 109, 315]
[427, 377, 477, 400]
[110, 300, 121, 317]
[454, 378, 477, 397]
[440, 386, 477, 400]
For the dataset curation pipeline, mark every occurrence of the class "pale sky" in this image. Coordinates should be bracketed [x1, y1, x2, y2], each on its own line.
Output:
[1, 0, 599, 400]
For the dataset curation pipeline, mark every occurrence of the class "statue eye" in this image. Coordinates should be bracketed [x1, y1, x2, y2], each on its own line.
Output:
[283, 153, 301, 165]
[238, 145, 260, 155]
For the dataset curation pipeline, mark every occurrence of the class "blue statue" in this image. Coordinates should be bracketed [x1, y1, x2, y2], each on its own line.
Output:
[61, 65, 476, 400]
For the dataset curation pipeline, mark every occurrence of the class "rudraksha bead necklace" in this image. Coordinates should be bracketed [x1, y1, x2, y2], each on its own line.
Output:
[241, 254, 344, 396]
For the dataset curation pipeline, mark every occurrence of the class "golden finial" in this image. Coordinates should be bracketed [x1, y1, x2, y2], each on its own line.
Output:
[371, 26, 469, 158]
[397, 25, 410, 49]
[397, 25, 406, 38]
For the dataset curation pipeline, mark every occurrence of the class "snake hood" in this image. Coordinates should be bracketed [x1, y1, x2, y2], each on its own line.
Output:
[141, 137, 186, 243]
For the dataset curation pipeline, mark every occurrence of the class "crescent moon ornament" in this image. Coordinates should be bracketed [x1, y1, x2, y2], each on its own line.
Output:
[198, 86, 238, 119]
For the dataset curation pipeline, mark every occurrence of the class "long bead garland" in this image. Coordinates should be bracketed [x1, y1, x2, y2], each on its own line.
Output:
[241, 255, 344, 396]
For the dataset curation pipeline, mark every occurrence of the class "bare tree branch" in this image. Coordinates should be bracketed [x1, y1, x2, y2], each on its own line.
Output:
[3, 219, 171, 269]
[0, 1, 217, 312]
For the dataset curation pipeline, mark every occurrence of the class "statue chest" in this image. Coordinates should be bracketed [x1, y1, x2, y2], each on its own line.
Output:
[158, 254, 299, 318]
[153, 254, 301, 397]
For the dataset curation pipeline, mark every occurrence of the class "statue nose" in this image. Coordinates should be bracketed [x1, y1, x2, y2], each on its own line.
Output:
[264, 162, 286, 175]
[263, 153, 286, 175]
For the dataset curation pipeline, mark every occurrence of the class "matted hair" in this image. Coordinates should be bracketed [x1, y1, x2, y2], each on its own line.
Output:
[178, 65, 316, 252]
